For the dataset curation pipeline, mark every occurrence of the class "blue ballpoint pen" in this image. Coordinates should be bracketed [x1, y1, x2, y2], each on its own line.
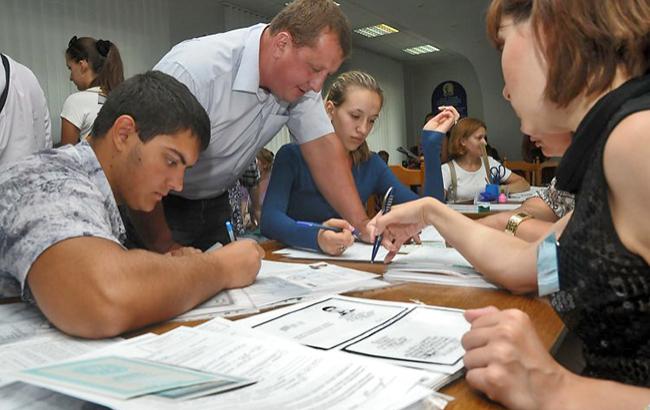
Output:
[371, 187, 394, 263]
[225, 221, 237, 243]
[296, 221, 361, 238]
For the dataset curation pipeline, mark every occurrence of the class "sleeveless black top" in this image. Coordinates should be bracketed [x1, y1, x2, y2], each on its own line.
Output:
[552, 88, 650, 386]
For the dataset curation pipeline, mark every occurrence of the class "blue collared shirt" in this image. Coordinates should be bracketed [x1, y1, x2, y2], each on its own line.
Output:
[154, 24, 334, 199]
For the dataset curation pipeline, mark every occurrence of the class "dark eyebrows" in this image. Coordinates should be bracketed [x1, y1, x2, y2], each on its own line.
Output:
[167, 148, 187, 166]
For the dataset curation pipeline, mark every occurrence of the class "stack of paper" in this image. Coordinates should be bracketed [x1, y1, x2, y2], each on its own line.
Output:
[448, 203, 522, 213]
[174, 260, 389, 321]
[7, 318, 450, 409]
[385, 247, 497, 289]
[274, 241, 391, 262]
[274, 226, 446, 263]
[239, 295, 470, 389]
[508, 186, 545, 203]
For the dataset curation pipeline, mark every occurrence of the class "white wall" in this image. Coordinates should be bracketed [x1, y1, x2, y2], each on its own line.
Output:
[403, 53, 522, 161]
[0, 0, 172, 144]
[403, 54, 483, 148]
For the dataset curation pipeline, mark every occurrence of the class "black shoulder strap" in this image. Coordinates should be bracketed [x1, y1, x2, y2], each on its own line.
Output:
[0, 54, 10, 114]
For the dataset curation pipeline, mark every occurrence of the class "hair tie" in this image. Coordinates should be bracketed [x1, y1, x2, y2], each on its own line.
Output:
[96, 39, 111, 57]
[68, 35, 79, 49]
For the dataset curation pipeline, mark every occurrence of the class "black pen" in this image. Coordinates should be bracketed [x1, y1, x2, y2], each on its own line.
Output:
[371, 187, 394, 263]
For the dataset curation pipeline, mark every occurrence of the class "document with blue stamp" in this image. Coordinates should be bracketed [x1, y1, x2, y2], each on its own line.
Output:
[17, 355, 253, 400]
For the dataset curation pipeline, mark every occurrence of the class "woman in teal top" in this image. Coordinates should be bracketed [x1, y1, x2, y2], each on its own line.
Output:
[261, 71, 458, 254]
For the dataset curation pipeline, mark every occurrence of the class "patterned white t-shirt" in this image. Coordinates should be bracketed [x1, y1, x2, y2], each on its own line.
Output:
[0, 141, 125, 301]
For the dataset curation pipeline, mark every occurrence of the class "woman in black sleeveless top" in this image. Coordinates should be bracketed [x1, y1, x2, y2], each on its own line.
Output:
[371, 0, 650, 408]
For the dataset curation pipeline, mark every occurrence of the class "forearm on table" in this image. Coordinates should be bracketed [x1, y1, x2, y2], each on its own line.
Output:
[28, 237, 232, 338]
[423, 198, 538, 293]
[520, 197, 558, 222]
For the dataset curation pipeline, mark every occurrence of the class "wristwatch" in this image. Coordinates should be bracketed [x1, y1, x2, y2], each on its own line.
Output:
[505, 212, 533, 236]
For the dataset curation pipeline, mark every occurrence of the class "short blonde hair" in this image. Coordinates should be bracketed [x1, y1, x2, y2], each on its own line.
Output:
[448, 117, 486, 159]
[325, 71, 384, 166]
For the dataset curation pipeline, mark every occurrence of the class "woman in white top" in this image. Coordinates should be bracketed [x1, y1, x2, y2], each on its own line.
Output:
[60, 36, 124, 145]
[441, 117, 528, 202]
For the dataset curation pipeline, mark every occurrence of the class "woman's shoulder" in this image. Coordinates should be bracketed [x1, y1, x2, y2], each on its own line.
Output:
[274, 143, 307, 169]
[63, 88, 101, 105]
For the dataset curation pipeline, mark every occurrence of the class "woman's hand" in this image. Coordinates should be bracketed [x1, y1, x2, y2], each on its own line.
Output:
[317, 218, 355, 256]
[369, 197, 436, 262]
[462, 306, 570, 410]
[424, 105, 461, 134]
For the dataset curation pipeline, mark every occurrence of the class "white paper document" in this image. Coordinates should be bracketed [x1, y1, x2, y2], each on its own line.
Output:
[343, 307, 467, 366]
[274, 241, 391, 262]
[0, 303, 53, 346]
[507, 186, 545, 202]
[174, 260, 386, 320]
[239, 295, 469, 377]
[9, 321, 440, 409]
[385, 247, 497, 289]
[448, 203, 521, 213]
[249, 297, 408, 349]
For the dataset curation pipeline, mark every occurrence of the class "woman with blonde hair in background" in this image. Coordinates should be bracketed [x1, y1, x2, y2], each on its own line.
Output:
[262, 70, 457, 255]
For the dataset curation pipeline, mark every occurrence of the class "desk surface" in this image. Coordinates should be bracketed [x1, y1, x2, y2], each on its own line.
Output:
[148, 240, 565, 410]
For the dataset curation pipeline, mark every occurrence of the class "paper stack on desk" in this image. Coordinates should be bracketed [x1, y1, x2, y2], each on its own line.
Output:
[5, 318, 448, 409]
[274, 226, 446, 263]
[385, 247, 498, 289]
[174, 259, 389, 321]
[238, 294, 470, 389]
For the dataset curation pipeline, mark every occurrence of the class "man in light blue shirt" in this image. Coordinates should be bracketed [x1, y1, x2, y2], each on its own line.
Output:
[129, 0, 372, 251]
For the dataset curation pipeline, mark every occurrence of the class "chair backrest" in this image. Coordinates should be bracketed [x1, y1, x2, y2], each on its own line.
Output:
[503, 159, 540, 185]
[389, 165, 424, 187]
[536, 159, 560, 185]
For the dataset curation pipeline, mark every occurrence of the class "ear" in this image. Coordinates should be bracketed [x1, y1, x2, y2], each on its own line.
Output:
[325, 101, 335, 120]
[110, 115, 138, 152]
[271, 31, 292, 58]
[78, 59, 90, 73]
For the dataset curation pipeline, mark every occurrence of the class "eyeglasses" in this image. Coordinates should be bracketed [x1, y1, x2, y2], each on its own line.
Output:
[68, 36, 78, 49]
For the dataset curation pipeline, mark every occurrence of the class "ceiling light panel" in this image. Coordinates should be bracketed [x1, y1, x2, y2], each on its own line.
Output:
[354, 24, 399, 38]
[402, 45, 440, 55]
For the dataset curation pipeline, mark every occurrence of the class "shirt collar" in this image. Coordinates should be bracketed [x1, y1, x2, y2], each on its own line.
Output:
[232, 23, 267, 94]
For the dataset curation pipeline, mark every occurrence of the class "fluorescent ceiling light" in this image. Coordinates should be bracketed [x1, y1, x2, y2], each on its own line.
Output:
[353, 24, 399, 38]
[402, 45, 440, 55]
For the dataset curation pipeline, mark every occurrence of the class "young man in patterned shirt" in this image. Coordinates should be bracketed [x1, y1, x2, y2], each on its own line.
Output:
[0, 71, 263, 338]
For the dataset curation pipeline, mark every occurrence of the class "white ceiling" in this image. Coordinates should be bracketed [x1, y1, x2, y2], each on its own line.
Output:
[220, 0, 494, 64]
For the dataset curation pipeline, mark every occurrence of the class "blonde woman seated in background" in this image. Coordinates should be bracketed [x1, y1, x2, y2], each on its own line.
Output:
[442, 117, 529, 202]
[261, 70, 456, 255]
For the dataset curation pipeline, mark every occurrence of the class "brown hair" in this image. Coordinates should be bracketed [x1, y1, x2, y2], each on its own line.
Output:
[448, 117, 486, 160]
[486, 0, 650, 107]
[256, 148, 274, 173]
[66, 36, 125, 94]
[269, 0, 351, 58]
[326, 71, 384, 166]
